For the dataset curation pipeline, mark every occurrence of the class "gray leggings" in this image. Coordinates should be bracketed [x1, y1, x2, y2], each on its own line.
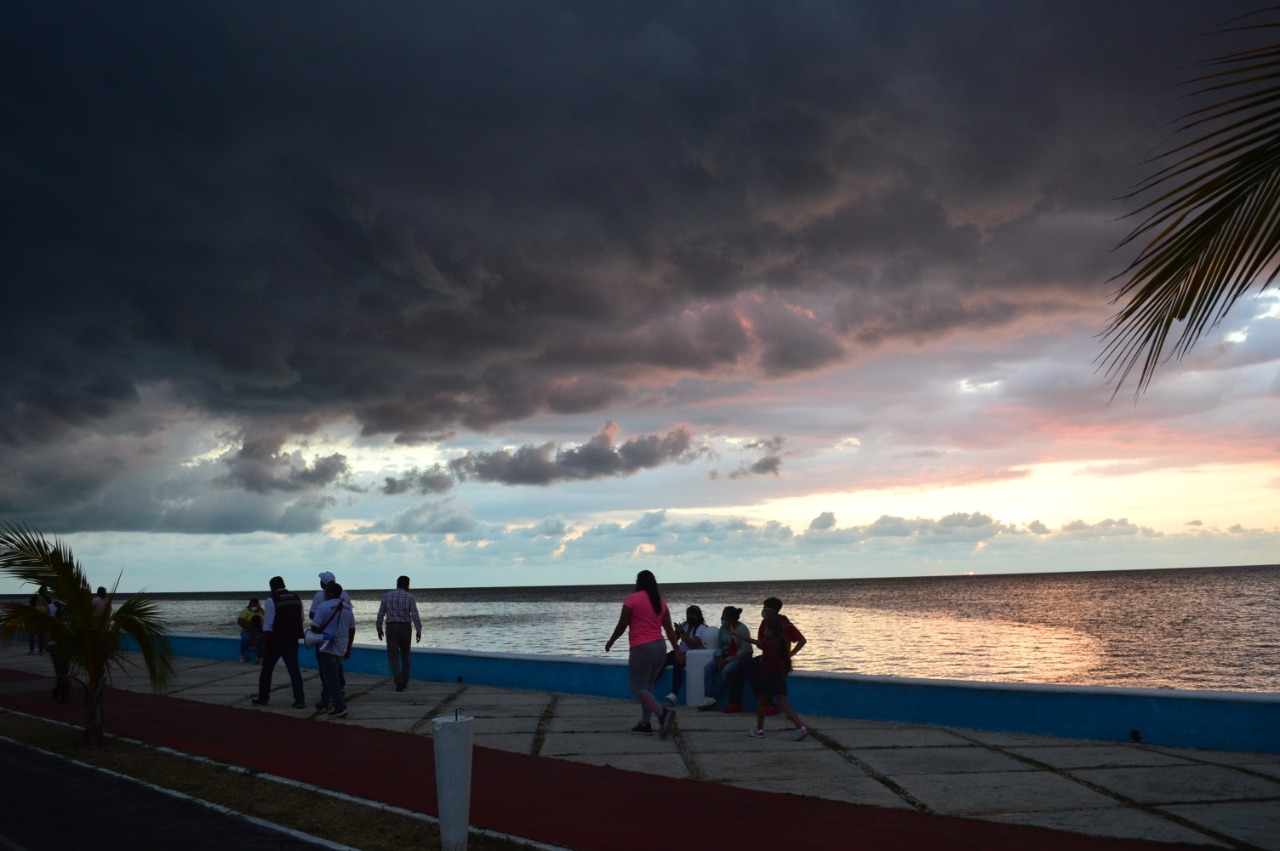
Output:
[628, 638, 667, 722]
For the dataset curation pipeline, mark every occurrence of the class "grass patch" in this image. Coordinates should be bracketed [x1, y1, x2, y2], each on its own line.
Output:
[0, 711, 535, 851]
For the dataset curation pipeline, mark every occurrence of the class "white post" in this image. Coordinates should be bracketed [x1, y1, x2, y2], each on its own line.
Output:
[684, 648, 715, 706]
[432, 714, 474, 851]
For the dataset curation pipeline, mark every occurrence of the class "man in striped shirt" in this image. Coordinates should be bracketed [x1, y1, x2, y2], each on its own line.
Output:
[376, 575, 422, 692]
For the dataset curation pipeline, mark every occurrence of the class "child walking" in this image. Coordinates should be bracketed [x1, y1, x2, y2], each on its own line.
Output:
[744, 617, 808, 740]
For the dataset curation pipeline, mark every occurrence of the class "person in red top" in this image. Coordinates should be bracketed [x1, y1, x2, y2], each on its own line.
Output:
[726, 596, 806, 715]
[605, 570, 682, 738]
[741, 615, 808, 740]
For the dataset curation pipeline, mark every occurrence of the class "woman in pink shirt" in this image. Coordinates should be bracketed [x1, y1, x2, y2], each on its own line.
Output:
[605, 570, 682, 737]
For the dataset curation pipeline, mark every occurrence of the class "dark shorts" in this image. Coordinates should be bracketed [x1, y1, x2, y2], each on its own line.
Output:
[761, 671, 788, 696]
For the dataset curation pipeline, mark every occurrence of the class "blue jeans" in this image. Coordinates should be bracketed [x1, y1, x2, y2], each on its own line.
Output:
[239, 630, 260, 661]
[705, 654, 748, 701]
[257, 638, 304, 704]
[317, 652, 345, 711]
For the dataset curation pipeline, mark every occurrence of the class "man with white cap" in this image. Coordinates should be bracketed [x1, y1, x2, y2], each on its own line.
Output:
[310, 571, 353, 708]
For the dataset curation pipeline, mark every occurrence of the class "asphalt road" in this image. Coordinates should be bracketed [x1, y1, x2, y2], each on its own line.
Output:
[0, 739, 341, 851]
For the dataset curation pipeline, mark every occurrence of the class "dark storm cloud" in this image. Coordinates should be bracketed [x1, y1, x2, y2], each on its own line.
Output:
[218, 430, 350, 493]
[716, 435, 786, 479]
[0, 0, 1255, 454]
[449, 421, 703, 486]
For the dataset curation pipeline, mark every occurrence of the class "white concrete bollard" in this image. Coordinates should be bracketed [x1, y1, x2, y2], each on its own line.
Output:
[432, 714, 474, 851]
[684, 648, 715, 706]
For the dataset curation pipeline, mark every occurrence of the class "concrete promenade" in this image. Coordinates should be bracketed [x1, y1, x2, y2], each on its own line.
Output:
[1, 645, 1277, 850]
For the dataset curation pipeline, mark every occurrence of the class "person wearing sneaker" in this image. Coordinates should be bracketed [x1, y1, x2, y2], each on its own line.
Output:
[605, 570, 683, 739]
[312, 582, 356, 719]
[732, 596, 806, 716]
[698, 606, 752, 711]
[742, 616, 808, 741]
[661, 605, 710, 706]
[252, 576, 307, 709]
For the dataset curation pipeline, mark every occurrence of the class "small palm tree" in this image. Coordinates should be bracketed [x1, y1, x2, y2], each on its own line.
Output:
[0, 522, 174, 744]
[1103, 12, 1280, 394]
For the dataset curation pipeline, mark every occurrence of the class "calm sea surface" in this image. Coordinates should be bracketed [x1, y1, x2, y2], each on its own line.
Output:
[120, 565, 1279, 692]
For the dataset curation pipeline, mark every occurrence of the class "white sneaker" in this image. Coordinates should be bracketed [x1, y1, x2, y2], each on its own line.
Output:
[698, 697, 716, 708]
[747, 728, 765, 738]
[663, 693, 678, 706]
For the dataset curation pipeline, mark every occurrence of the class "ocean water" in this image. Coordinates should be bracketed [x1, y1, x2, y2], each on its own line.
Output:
[125, 564, 1280, 693]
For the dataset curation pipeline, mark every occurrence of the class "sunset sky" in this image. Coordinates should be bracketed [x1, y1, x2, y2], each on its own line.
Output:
[4, 1, 1279, 593]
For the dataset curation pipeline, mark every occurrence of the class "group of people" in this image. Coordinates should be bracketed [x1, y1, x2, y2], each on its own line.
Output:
[24, 584, 112, 703]
[248, 572, 421, 719]
[246, 568, 806, 738]
[607, 570, 809, 741]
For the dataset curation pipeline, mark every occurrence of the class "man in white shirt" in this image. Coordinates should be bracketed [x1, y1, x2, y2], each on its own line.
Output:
[310, 571, 353, 693]
[312, 582, 356, 719]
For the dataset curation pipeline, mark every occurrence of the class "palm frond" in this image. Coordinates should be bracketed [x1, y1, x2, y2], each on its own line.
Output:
[1103, 13, 1280, 395]
[0, 521, 176, 736]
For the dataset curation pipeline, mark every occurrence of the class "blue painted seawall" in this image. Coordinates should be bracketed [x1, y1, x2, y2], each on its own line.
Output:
[162, 634, 1280, 754]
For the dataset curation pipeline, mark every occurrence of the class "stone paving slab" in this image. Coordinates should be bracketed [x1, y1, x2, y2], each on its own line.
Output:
[682, 728, 825, 754]
[557, 751, 688, 777]
[346, 716, 423, 733]
[697, 747, 857, 780]
[468, 716, 541, 735]
[546, 712, 647, 733]
[988, 807, 1230, 847]
[344, 702, 436, 719]
[899, 771, 1121, 816]
[1161, 800, 1280, 851]
[731, 773, 915, 809]
[953, 729, 1113, 748]
[547, 698, 638, 719]
[1245, 761, 1280, 780]
[823, 726, 974, 749]
[472, 732, 535, 754]
[540, 731, 680, 757]
[1152, 745, 1280, 767]
[1073, 764, 1280, 804]
[852, 745, 1035, 776]
[1008, 745, 1194, 769]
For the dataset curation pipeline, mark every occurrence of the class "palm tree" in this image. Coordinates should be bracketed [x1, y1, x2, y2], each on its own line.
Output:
[0, 522, 174, 744]
[1102, 12, 1280, 395]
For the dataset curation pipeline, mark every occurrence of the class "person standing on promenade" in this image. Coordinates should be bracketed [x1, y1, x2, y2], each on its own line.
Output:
[604, 570, 681, 738]
[376, 575, 421, 692]
[312, 582, 355, 719]
[45, 596, 70, 703]
[90, 587, 111, 617]
[741, 615, 808, 740]
[310, 572, 353, 688]
[252, 576, 307, 708]
[725, 596, 806, 715]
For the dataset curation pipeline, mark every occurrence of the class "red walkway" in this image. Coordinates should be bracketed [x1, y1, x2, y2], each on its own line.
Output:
[0, 669, 1202, 850]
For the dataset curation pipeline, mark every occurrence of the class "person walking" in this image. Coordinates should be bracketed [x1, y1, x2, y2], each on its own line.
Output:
[310, 571, 353, 688]
[727, 595, 806, 715]
[741, 616, 808, 740]
[251, 576, 307, 709]
[376, 575, 421, 692]
[312, 582, 356, 719]
[604, 570, 681, 738]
